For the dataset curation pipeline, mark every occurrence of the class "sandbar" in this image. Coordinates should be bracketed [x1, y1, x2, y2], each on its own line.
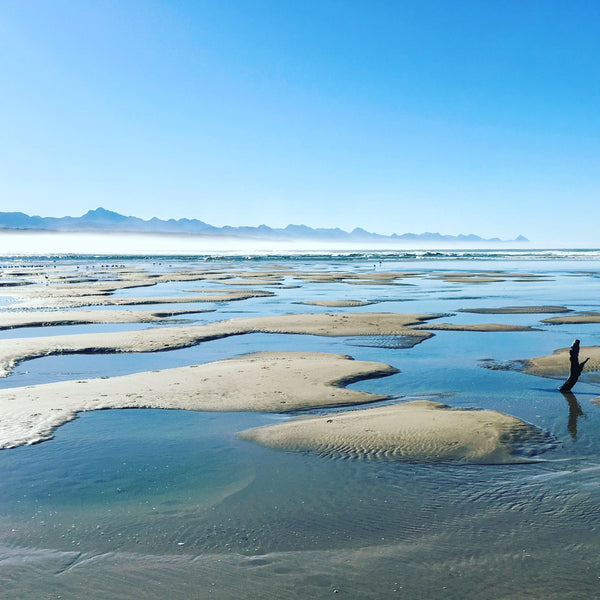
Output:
[542, 312, 600, 325]
[434, 276, 506, 284]
[428, 272, 550, 284]
[0, 312, 439, 376]
[0, 267, 280, 308]
[414, 323, 535, 332]
[1, 289, 274, 309]
[0, 309, 212, 330]
[520, 345, 600, 380]
[0, 351, 397, 449]
[460, 306, 570, 314]
[296, 300, 375, 307]
[239, 400, 545, 464]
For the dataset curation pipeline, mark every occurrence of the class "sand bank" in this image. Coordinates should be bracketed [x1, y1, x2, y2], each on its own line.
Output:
[435, 276, 506, 283]
[0, 266, 281, 308]
[429, 272, 550, 284]
[291, 272, 419, 285]
[520, 345, 600, 380]
[0, 309, 212, 330]
[0, 352, 397, 449]
[1, 289, 274, 309]
[239, 400, 545, 464]
[0, 312, 438, 376]
[542, 312, 600, 325]
[414, 323, 535, 332]
[296, 300, 375, 307]
[460, 306, 570, 314]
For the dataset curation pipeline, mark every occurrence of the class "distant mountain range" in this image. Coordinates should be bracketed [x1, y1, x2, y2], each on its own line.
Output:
[0, 208, 529, 244]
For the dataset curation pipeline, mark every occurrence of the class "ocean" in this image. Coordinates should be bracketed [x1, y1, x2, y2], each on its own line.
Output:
[1, 250, 600, 599]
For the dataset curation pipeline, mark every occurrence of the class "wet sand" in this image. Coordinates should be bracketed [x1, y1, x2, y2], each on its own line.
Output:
[0, 308, 212, 330]
[542, 312, 600, 324]
[460, 306, 570, 314]
[239, 400, 543, 464]
[0, 312, 439, 376]
[296, 300, 375, 307]
[0, 351, 397, 449]
[520, 345, 600, 380]
[414, 323, 536, 332]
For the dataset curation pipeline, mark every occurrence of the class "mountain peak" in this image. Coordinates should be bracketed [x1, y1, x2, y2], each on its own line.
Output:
[82, 207, 129, 221]
[0, 208, 528, 244]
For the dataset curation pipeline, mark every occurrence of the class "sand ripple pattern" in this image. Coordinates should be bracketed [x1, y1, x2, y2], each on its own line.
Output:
[240, 400, 549, 464]
[0, 351, 397, 449]
[0, 312, 438, 377]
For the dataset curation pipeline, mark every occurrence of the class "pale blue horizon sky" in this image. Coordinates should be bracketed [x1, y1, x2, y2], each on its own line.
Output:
[1, 1, 599, 246]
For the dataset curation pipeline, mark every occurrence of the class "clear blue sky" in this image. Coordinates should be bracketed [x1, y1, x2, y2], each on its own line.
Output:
[1, 0, 598, 245]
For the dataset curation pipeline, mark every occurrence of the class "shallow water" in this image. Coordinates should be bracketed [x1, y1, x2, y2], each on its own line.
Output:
[1, 254, 600, 599]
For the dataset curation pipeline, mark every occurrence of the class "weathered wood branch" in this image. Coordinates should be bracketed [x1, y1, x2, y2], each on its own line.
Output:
[559, 339, 590, 392]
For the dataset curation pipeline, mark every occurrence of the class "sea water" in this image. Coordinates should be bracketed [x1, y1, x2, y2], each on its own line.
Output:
[1, 251, 600, 599]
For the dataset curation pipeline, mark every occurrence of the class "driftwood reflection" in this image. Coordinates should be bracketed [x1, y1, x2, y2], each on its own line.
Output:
[560, 391, 584, 438]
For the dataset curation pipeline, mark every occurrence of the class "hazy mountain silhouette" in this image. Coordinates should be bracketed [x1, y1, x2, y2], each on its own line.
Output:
[0, 208, 528, 244]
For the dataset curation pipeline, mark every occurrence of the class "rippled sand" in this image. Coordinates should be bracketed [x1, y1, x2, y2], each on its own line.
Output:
[0, 351, 397, 448]
[0, 308, 212, 329]
[460, 306, 570, 314]
[240, 400, 544, 464]
[296, 300, 375, 307]
[521, 345, 600, 380]
[0, 312, 438, 376]
[414, 323, 535, 332]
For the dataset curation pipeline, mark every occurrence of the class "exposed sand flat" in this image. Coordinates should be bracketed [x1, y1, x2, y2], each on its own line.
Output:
[513, 278, 552, 282]
[207, 279, 283, 286]
[0, 268, 277, 297]
[346, 280, 408, 286]
[0, 279, 158, 298]
[1, 290, 274, 309]
[520, 345, 600, 379]
[296, 300, 375, 307]
[0, 312, 438, 376]
[436, 276, 506, 284]
[292, 273, 353, 283]
[347, 272, 419, 282]
[414, 323, 535, 332]
[237, 312, 440, 337]
[289, 271, 415, 284]
[542, 312, 600, 325]
[460, 306, 570, 314]
[428, 272, 549, 284]
[239, 400, 544, 464]
[103, 290, 275, 303]
[0, 351, 398, 449]
[0, 308, 212, 330]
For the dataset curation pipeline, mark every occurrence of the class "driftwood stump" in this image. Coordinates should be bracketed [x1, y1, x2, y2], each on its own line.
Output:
[559, 339, 589, 392]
